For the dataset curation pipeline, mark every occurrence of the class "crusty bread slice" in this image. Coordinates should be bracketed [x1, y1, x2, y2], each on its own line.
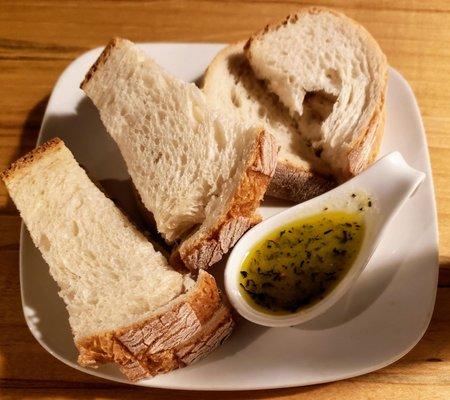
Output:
[169, 129, 276, 271]
[170, 132, 274, 270]
[245, 7, 388, 180]
[1, 138, 233, 381]
[203, 42, 336, 202]
[81, 38, 277, 270]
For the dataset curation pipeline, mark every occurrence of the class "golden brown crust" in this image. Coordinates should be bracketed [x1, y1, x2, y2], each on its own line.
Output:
[80, 37, 123, 90]
[175, 306, 233, 365]
[368, 102, 386, 164]
[268, 161, 336, 202]
[0, 138, 64, 182]
[347, 73, 388, 176]
[78, 306, 234, 382]
[123, 305, 234, 381]
[76, 271, 233, 381]
[185, 271, 222, 323]
[170, 130, 277, 271]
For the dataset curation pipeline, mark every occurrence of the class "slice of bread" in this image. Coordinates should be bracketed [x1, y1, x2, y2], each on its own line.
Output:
[203, 42, 336, 202]
[81, 38, 277, 270]
[245, 7, 388, 180]
[1, 138, 233, 381]
[170, 132, 273, 270]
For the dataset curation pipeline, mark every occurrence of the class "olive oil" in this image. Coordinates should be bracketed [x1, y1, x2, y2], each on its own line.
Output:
[239, 211, 365, 315]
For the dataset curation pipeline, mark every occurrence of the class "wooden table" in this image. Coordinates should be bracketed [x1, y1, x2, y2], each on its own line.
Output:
[1, 1, 449, 399]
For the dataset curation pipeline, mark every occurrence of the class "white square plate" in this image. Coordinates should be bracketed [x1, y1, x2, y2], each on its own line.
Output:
[20, 43, 438, 390]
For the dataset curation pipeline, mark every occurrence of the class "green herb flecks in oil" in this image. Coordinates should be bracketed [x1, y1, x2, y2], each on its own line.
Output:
[239, 211, 365, 315]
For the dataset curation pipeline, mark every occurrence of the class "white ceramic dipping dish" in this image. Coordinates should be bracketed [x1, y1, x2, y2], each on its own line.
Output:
[225, 152, 425, 327]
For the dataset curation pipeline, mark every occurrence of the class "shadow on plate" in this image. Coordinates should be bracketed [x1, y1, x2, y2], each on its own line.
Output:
[40, 96, 125, 180]
[0, 95, 50, 215]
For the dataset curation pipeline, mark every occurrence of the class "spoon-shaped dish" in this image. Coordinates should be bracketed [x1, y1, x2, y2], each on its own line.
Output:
[225, 151, 426, 327]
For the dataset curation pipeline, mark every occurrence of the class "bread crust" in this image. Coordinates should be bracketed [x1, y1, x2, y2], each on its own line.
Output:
[0, 137, 64, 182]
[267, 162, 336, 202]
[244, 6, 388, 180]
[77, 270, 234, 381]
[80, 37, 122, 90]
[119, 305, 233, 381]
[347, 80, 387, 176]
[170, 130, 277, 271]
[203, 41, 335, 203]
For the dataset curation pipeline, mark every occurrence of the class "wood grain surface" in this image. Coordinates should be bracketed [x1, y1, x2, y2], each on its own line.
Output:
[0, 1, 449, 399]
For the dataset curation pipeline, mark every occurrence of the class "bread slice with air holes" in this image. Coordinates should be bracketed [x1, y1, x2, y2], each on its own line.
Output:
[81, 38, 277, 271]
[203, 41, 336, 203]
[245, 7, 388, 181]
[1, 138, 233, 382]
